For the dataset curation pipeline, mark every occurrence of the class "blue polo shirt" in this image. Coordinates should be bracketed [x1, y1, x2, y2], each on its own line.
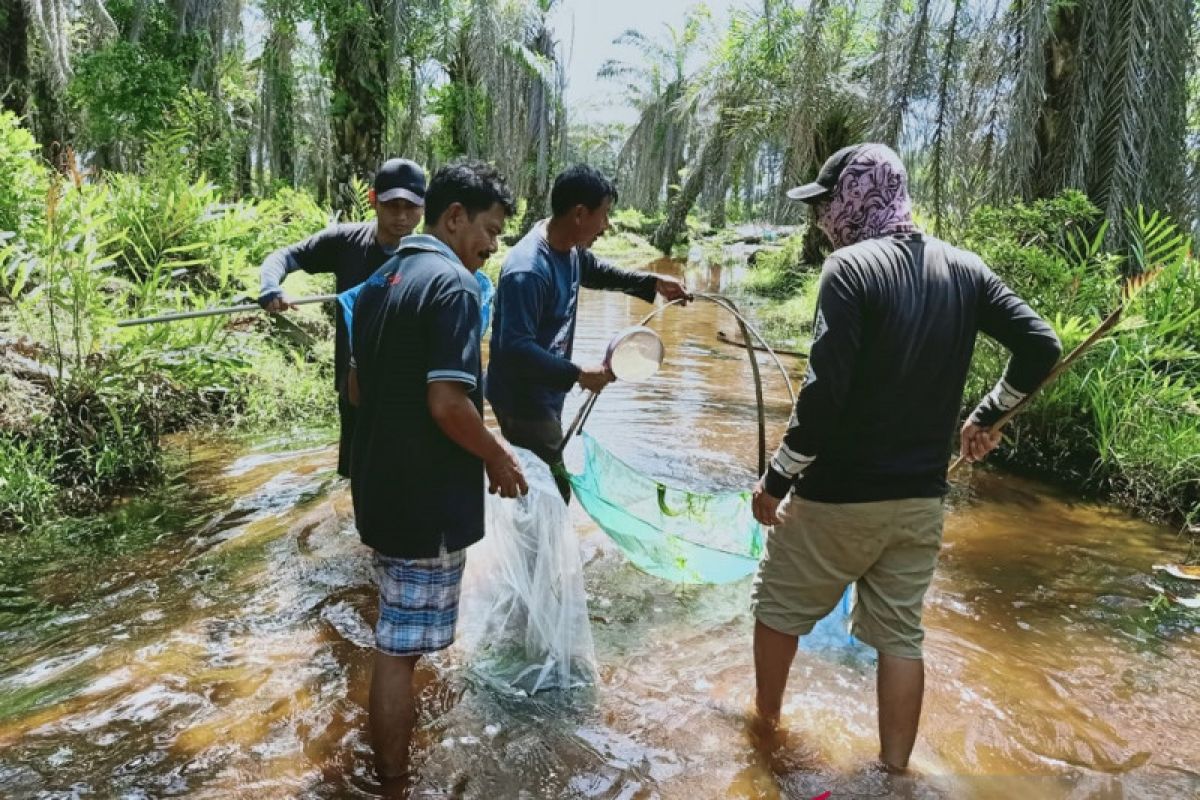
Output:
[349, 235, 485, 558]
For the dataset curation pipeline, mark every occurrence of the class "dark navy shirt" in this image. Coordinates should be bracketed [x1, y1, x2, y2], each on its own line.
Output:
[764, 232, 1062, 503]
[260, 221, 396, 391]
[486, 222, 657, 420]
[349, 235, 484, 558]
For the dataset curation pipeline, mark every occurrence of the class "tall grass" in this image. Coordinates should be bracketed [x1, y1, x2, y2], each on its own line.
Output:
[0, 113, 335, 530]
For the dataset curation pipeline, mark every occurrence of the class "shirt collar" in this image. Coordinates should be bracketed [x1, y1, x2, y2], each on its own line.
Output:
[397, 233, 464, 267]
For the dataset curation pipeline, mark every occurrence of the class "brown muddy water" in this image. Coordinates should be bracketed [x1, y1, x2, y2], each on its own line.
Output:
[1, 257, 1197, 799]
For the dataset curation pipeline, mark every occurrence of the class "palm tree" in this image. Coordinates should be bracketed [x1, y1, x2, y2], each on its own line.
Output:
[428, 0, 566, 223]
[2, 2, 32, 120]
[648, 0, 874, 253]
[599, 8, 710, 213]
[314, 0, 389, 206]
[258, 0, 297, 188]
[1013, 0, 1194, 234]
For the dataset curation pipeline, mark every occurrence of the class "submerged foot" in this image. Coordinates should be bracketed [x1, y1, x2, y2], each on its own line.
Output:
[745, 708, 825, 775]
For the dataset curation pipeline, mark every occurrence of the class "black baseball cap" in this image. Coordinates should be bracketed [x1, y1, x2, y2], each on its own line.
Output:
[785, 145, 864, 203]
[374, 158, 426, 205]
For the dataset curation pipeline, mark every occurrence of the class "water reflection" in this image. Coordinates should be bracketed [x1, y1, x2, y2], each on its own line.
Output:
[0, 257, 1197, 798]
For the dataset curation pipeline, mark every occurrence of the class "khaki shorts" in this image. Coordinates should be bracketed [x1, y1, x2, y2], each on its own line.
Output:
[752, 496, 944, 660]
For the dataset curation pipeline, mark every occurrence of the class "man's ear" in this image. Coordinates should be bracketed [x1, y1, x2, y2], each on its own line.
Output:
[443, 202, 466, 232]
[368, 188, 378, 209]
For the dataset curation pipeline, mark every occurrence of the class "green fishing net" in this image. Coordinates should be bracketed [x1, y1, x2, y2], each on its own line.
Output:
[567, 432, 763, 585]
[568, 431, 866, 656]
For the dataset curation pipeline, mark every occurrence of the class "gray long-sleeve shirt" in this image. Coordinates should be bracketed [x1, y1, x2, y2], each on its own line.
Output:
[259, 221, 394, 390]
[763, 232, 1062, 503]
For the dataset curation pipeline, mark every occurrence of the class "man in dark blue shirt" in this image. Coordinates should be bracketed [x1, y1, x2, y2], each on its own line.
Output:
[349, 160, 527, 789]
[750, 144, 1061, 773]
[486, 165, 691, 500]
[258, 158, 426, 477]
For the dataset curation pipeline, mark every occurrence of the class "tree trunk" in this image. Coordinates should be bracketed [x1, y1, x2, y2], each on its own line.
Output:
[650, 123, 726, 254]
[706, 165, 729, 229]
[31, 72, 69, 165]
[708, 190, 727, 230]
[884, 0, 931, 146]
[1030, 1, 1079, 199]
[396, 57, 420, 155]
[800, 219, 827, 267]
[930, 0, 964, 234]
[742, 156, 756, 218]
[1, 0, 30, 119]
[325, 0, 388, 207]
[265, 9, 296, 186]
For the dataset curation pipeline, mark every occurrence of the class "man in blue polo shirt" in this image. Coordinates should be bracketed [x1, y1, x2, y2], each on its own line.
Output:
[487, 164, 691, 501]
[350, 160, 528, 788]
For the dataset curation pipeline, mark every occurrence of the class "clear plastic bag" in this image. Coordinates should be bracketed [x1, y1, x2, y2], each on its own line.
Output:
[459, 447, 597, 695]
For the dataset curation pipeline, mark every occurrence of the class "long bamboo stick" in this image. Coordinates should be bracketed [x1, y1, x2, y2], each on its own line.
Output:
[949, 269, 1160, 474]
[117, 294, 339, 327]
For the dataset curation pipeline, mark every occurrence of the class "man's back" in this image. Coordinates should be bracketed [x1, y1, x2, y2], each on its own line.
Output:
[791, 232, 1060, 502]
[350, 239, 485, 558]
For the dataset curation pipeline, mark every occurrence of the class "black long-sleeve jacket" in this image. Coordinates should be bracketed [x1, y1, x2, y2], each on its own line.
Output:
[764, 232, 1062, 502]
[259, 221, 392, 391]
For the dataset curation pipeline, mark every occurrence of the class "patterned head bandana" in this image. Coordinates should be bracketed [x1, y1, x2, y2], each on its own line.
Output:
[815, 143, 917, 249]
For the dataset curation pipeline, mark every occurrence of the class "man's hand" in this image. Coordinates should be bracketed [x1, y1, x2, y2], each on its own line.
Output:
[751, 478, 785, 526]
[485, 441, 529, 498]
[577, 364, 615, 393]
[960, 421, 1002, 463]
[655, 275, 692, 305]
[261, 293, 297, 313]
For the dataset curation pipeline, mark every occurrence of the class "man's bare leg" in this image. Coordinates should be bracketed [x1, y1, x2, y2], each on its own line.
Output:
[877, 652, 923, 771]
[370, 651, 420, 787]
[753, 619, 799, 725]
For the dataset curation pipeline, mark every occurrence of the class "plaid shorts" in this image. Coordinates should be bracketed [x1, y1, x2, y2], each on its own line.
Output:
[373, 547, 467, 657]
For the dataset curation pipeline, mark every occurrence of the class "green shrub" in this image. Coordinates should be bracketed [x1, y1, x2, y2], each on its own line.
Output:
[0, 112, 48, 238]
[966, 191, 1118, 317]
[962, 195, 1200, 522]
[0, 166, 338, 530]
[250, 187, 332, 265]
[609, 207, 664, 236]
[0, 437, 58, 529]
[742, 232, 815, 300]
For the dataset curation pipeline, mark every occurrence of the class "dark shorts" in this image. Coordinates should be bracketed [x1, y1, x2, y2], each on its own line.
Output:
[495, 413, 570, 503]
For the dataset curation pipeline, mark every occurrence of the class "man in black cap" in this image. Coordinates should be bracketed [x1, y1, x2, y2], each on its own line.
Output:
[749, 143, 1061, 773]
[259, 158, 427, 477]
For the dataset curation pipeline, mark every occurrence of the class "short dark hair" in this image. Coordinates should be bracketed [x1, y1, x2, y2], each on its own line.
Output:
[424, 159, 516, 227]
[550, 164, 618, 217]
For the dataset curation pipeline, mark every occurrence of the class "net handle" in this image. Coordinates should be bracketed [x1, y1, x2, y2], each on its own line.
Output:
[562, 293, 799, 475]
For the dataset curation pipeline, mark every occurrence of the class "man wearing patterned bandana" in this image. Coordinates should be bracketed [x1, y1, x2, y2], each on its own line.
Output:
[749, 143, 1061, 772]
